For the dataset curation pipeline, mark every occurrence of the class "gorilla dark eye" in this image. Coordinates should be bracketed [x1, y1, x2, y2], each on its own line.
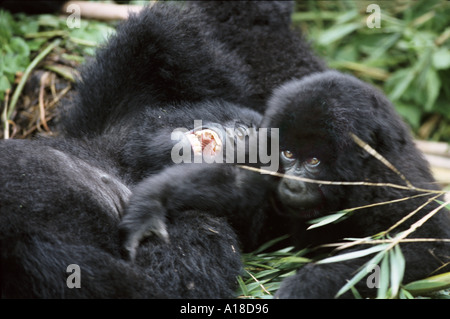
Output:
[281, 150, 295, 160]
[305, 157, 320, 167]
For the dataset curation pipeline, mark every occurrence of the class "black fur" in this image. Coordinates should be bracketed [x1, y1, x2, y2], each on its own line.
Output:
[4, 0, 446, 300]
[117, 2, 450, 298]
[192, 2, 450, 297]
[59, 2, 255, 138]
[1, 3, 267, 298]
[122, 70, 450, 298]
[0, 135, 243, 298]
[0, 1, 65, 14]
[188, 1, 327, 111]
[265, 71, 450, 298]
[3, 0, 317, 298]
[101, 1, 450, 299]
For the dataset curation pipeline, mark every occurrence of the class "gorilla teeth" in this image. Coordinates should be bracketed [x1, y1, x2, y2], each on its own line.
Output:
[185, 129, 222, 156]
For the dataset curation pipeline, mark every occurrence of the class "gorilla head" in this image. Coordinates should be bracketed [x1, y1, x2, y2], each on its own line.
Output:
[262, 70, 437, 222]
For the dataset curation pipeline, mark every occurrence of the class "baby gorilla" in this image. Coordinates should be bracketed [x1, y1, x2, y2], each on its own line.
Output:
[120, 70, 450, 298]
[265, 71, 450, 297]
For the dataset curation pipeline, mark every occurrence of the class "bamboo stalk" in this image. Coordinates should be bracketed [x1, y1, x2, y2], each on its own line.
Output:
[62, 1, 147, 20]
[415, 140, 450, 158]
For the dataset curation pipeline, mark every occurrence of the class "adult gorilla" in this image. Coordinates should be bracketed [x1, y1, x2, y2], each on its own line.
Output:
[0, 2, 267, 298]
[3, 0, 325, 299]
[187, 0, 327, 112]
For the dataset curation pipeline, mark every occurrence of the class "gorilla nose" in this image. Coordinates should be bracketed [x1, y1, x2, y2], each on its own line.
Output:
[283, 179, 304, 194]
[278, 177, 322, 210]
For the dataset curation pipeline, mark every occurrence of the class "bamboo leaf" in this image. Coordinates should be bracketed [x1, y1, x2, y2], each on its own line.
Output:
[244, 261, 275, 271]
[377, 252, 390, 299]
[335, 249, 387, 298]
[398, 288, 414, 299]
[278, 256, 311, 265]
[366, 33, 402, 62]
[389, 245, 405, 297]
[435, 200, 450, 210]
[432, 47, 450, 70]
[237, 276, 249, 296]
[317, 244, 389, 264]
[307, 211, 350, 230]
[425, 67, 440, 111]
[403, 272, 450, 296]
[389, 68, 415, 101]
[252, 269, 280, 279]
[318, 22, 361, 45]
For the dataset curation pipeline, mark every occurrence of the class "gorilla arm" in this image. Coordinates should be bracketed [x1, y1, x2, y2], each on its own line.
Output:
[119, 164, 268, 260]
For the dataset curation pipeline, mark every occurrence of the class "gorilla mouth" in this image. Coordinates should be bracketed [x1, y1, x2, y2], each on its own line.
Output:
[185, 128, 223, 157]
[270, 195, 323, 220]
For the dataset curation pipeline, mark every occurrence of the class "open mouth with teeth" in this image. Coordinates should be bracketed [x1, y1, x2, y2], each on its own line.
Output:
[185, 128, 223, 157]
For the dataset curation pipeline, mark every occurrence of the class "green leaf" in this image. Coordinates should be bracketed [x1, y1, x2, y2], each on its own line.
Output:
[278, 256, 311, 265]
[318, 23, 361, 45]
[0, 10, 13, 42]
[435, 199, 450, 210]
[398, 288, 414, 299]
[403, 272, 450, 296]
[336, 10, 359, 25]
[237, 276, 249, 296]
[424, 67, 441, 111]
[307, 211, 349, 230]
[393, 101, 422, 129]
[0, 75, 10, 91]
[335, 248, 388, 298]
[18, 19, 39, 35]
[389, 245, 405, 297]
[317, 244, 389, 264]
[350, 286, 363, 299]
[388, 68, 415, 101]
[244, 261, 275, 271]
[26, 38, 47, 51]
[37, 14, 62, 28]
[433, 47, 450, 70]
[44, 64, 76, 83]
[251, 269, 280, 279]
[9, 37, 30, 57]
[377, 252, 390, 299]
[366, 33, 402, 63]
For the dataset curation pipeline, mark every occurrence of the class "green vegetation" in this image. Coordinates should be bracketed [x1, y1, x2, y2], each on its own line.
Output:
[292, 0, 450, 142]
[0, 8, 116, 138]
[0, 9, 115, 97]
[239, 199, 450, 299]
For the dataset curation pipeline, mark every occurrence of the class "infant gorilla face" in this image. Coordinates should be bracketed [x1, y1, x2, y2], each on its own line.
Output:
[271, 146, 328, 220]
[276, 150, 324, 218]
[264, 70, 391, 219]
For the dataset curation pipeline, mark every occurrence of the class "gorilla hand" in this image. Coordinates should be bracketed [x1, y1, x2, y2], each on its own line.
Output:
[119, 164, 255, 261]
[119, 184, 170, 261]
